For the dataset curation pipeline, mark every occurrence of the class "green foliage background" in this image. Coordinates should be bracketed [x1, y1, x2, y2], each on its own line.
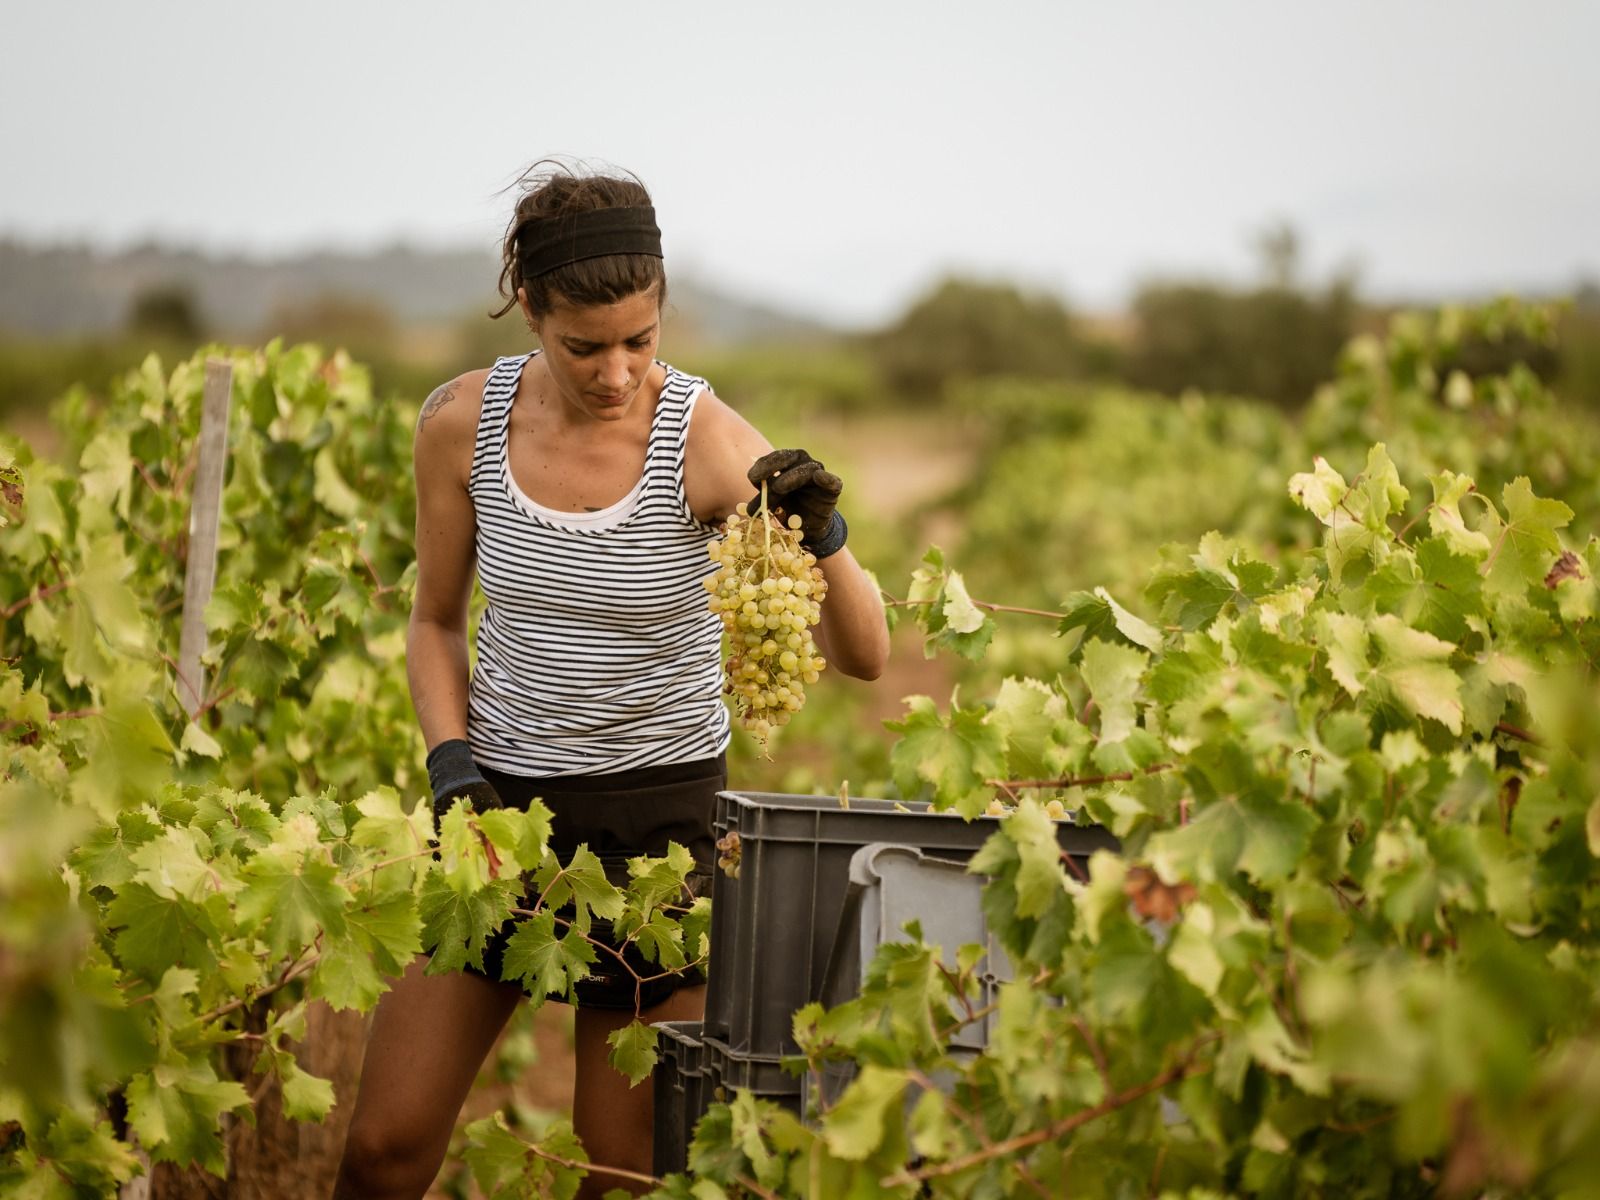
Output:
[2, 299, 1599, 1197]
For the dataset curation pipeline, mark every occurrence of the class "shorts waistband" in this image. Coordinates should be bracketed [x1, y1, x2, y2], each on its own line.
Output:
[477, 750, 726, 796]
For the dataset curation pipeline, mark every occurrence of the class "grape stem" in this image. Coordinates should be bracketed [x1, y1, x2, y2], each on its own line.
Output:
[761, 478, 772, 571]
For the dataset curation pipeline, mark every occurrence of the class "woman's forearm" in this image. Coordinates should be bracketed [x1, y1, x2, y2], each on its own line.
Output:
[407, 617, 473, 751]
[813, 546, 890, 680]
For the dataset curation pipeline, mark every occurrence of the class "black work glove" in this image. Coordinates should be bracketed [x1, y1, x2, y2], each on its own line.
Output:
[425, 738, 504, 819]
[746, 448, 846, 556]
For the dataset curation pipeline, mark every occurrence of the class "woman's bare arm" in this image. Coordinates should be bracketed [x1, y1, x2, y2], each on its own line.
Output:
[684, 390, 889, 681]
[408, 372, 489, 750]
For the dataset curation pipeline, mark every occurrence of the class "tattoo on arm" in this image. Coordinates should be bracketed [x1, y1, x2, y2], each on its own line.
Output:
[417, 381, 460, 433]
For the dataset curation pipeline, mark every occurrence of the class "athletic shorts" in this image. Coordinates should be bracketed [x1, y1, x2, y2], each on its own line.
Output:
[434, 751, 725, 1012]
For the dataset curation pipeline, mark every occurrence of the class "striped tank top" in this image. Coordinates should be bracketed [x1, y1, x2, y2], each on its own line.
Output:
[464, 351, 730, 776]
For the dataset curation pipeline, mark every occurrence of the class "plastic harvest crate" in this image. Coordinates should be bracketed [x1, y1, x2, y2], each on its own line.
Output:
[651, 1020, 706, 1178]
[811, 843, 1007, 1111]
[703, 791, 1119, 1058]
[702, 1034, 803, 1114]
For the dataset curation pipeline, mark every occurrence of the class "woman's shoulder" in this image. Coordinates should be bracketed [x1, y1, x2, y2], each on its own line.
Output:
[681, 377, 774, 523]
[412, 365, 499, 483]
[415, 364, 502, 439]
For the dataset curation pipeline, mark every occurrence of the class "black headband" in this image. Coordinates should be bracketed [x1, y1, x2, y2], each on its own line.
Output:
[518, 205, 663, 279]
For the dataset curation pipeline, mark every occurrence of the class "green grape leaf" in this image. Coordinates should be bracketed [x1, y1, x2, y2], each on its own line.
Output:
[78, 429, 134, 521]
[989, 677, 1074, 781]
[462, 1112, 588, 1198]
[460, 1111, 535, 1194]
[72, 811, 162, 891]
[349, 889, 424, 971]
[606, 1020, 659, 1086]
[1320, 613, 1463, 733]
[125, 1068, 252, 1175]
[680, 895, 712, 961]
[478, 803, 555, 878]
[279, 1063, 336, 1122]
[1480, 476, 1573, 595]
[940, 569, 985, 634]
[30, 1108, 141, 1190]
[1006, 801, 1069, 919]
[418, 872, 518, 974]
[129, 826, 223, 903]
[436, 799, 497, 894]
[312, 446, 363, 519]
[236, 845, 349, 957]
[1236, 795, 1319, 883]
[1428, 471, 1493, 557]
[350, 785, 435, 863]
[501, 908, 597, 1000]
[312, 888, 418, 1011]
[886, 694, 1006, 816]
[107, 883, 222, 983]
[1079, 637, 1147, 744]
[179, 721, 223, 759]
[310, 932, 388, 1012]
[1369, 615, 1463, 733]
[1147, 534, 1276, 630]
[1059, 586, 1163, 650]
[820, 1064, 907, 1160]
[1413, 538, 1482, 643]
[1288, 456, 1349, 523]
[205, 579, 265, 635]
[628, 909, 686, 970]
[623, 841, 696, 913]
[565, 845, 627, 922]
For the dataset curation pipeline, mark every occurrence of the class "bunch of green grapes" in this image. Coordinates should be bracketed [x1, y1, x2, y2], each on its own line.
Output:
[705, 496, 828, 749]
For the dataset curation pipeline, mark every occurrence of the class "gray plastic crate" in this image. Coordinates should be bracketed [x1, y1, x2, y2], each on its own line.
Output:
[704, 790, 1118, 1058]
[651, 1020, 706, 1177]
[821, 844, 1011, 1048]
[702, 1034, 804, 1114]
[811, 844, 1008, 1111]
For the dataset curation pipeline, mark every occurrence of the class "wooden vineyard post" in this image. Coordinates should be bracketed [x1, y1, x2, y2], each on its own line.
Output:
[174, 358, 234, 717]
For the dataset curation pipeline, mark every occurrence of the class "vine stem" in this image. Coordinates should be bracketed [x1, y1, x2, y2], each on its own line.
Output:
[1494, 720, 1539, 745]
[735, 1173, 785, 1200]
[1, 579, 72, 619]
[523, 1142, 663, 1190]
[883, 594, 1068, 621]
[0, 706, 103, 734]
[881, 1036, 1217, 1188]
[196, 939, 323, 1024]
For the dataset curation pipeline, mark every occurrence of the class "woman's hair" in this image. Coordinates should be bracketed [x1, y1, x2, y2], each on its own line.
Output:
[491, 160, 668, 321]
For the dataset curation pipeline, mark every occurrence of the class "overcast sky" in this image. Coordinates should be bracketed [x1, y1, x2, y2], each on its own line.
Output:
[4, 1, 1597, 325]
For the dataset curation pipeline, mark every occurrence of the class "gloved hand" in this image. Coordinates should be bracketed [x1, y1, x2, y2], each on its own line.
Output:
[746, 448, 846, 557]
[425, 738, 504, 818]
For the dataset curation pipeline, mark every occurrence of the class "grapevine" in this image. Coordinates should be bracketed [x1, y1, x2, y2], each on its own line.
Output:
[705, 482, 828, 750]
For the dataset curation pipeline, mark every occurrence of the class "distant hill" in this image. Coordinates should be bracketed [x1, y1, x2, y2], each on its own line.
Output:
[0, 239, 837, 347]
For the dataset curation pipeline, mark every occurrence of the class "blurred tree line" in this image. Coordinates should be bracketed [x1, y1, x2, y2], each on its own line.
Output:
[4, 231, 1600, 436]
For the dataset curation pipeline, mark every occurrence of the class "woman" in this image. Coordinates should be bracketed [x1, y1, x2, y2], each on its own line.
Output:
[333, 163, 890, 1199]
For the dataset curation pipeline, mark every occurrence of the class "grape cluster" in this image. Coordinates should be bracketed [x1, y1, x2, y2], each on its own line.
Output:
[705, 499, 828, 749]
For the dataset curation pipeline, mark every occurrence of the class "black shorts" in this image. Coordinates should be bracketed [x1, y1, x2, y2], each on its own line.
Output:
[437, 751, 725, 1012]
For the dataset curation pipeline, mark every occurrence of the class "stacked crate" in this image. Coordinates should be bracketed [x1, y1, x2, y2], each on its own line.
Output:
[651, 790, 1118, 1175]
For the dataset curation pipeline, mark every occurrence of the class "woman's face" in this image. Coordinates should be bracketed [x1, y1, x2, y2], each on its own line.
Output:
[520, 286, 661, 424]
